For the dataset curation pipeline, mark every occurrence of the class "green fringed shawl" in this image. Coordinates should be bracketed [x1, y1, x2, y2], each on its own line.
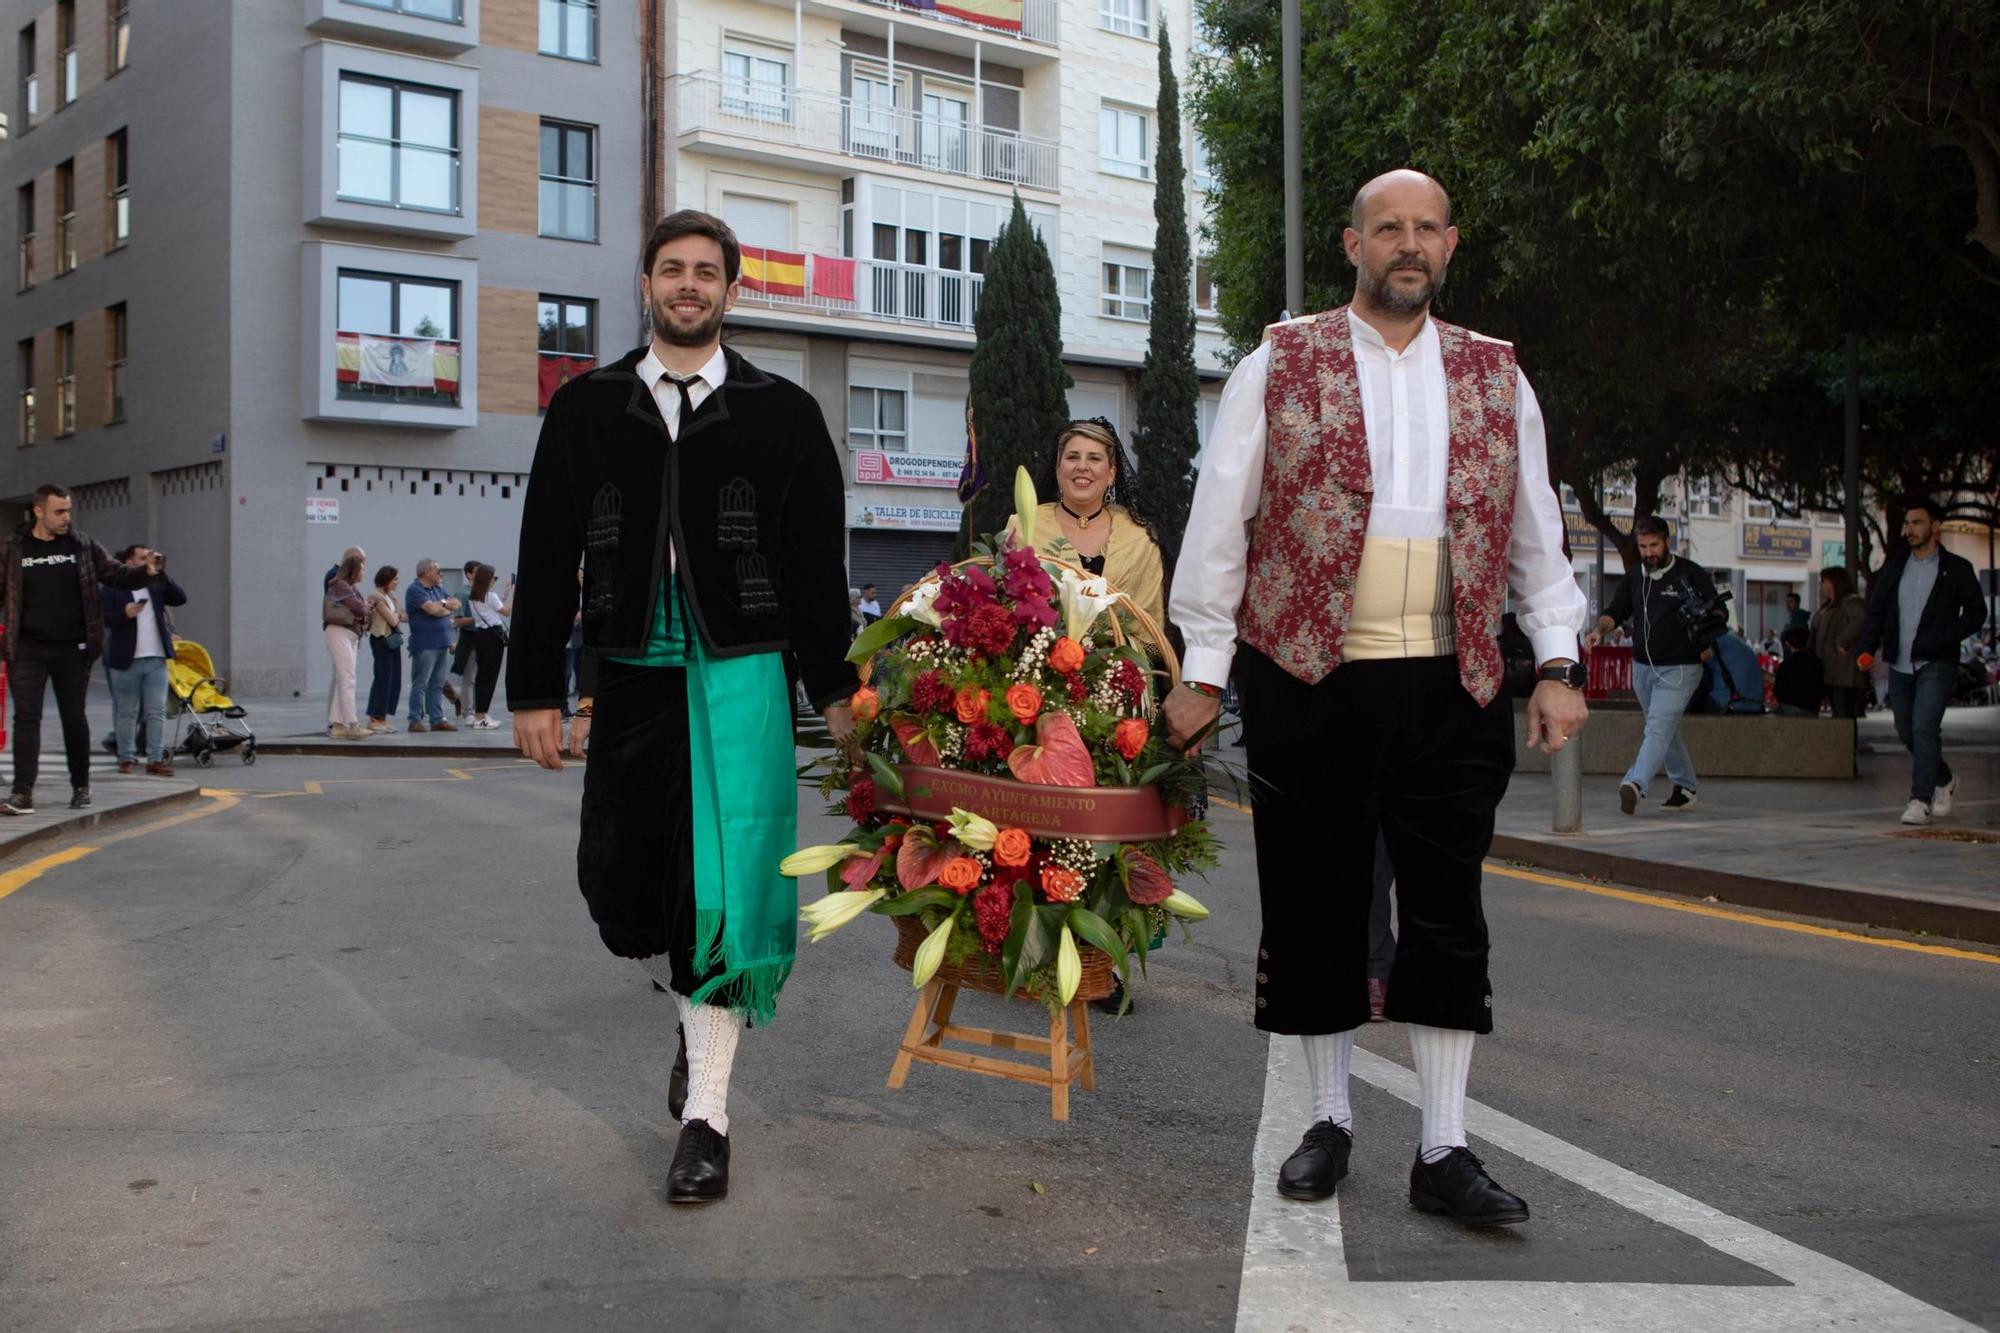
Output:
[613, 583, 797, 1025]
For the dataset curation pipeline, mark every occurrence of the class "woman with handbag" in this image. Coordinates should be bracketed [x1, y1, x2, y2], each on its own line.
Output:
[324, 551, 371, 740]
[464, 563, 513, 729]
[365, 564, 407, 733]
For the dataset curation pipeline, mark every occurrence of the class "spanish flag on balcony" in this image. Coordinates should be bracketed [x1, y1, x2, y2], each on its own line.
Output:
[335, 333, 460, 394]
[739, 246, 807, 297]
[937, 0, 1023, 33]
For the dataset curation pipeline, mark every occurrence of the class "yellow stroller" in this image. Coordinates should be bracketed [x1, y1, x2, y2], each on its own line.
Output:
[168, 640, 257, 766]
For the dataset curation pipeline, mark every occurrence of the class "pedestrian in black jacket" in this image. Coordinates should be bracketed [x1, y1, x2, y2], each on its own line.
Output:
[1585, 515, 1719, 814]
[0, 483, 154, 813]
[1857, 497, 1988, 825]
[99, 544, 188, 774]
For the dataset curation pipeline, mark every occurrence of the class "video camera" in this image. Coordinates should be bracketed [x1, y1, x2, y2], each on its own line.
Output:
[1676, 581, 1733, 648]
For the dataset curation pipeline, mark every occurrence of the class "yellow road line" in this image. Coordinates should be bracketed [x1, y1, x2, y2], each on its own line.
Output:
[0, 845, 96, 902]
[0, 789, 241, 903]
[1486, 862, 1999, 965]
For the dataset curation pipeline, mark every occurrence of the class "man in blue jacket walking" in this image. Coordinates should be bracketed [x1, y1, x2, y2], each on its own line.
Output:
[99, 544, 187, 775]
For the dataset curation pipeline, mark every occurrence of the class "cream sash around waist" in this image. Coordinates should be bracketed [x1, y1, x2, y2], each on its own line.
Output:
[1343, 537, 1457, 660]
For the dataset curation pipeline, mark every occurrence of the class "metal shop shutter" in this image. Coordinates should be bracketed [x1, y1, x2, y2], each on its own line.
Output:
[848, 529, 958, 606]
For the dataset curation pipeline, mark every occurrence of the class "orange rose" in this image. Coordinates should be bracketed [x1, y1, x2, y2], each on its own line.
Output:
[1005, 682, 1043, 725]
[1112, 716, 1150, 761]
[1040, 866, 1085, 903]
[953, 684, 991, 724]
[1048, 636, 1085, 675]
[850, 685, 881, 722]
[938, 855, 984, 895]
[992, 827, 1033, 869]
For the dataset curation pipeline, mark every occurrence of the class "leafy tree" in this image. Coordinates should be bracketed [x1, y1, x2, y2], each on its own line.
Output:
[966, 194, 1073, 544]
[1130, 21, 1204, 579]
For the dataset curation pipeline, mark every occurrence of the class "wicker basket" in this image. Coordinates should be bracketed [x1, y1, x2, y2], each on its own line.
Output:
[890, 912, 1117, 1003]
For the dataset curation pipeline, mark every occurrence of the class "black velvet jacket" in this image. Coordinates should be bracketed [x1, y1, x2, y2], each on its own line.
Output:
[506, 345, 858, 712]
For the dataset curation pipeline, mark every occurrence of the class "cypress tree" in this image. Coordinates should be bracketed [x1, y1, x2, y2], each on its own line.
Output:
[966, 193, 1073, 546]
[1131, 19, 1202, 579]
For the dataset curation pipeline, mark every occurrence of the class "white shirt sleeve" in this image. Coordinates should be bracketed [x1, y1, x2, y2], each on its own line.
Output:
[1169, 341, 1271, 688]
[1507, 369, 1589, 665]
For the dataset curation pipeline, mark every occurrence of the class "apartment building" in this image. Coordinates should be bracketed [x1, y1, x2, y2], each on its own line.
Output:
[2, 0, 642, 696]
[663, 0, 1231, 592]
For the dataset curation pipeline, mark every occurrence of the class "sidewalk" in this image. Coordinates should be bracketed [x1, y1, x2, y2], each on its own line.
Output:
[1493, 704, 2000, 944]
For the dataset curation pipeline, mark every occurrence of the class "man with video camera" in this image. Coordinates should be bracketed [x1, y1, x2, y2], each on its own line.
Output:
[1586, 515, 1726, 814]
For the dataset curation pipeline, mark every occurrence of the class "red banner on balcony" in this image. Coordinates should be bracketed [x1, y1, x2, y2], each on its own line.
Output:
[938, 0, 1022, 33]
[335, 333, 459, 393]
[811, 255, 856, 302]
[538, 355, 595, 408]
[740, 246, 806, 297]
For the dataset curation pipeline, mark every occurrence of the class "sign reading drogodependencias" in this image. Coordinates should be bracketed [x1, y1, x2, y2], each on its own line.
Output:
[1740, 523, 1812, 559]
[851, 451, 965, 489]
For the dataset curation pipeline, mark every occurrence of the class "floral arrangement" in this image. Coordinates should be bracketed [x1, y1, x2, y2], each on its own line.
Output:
[784, 469, 1216, 1012]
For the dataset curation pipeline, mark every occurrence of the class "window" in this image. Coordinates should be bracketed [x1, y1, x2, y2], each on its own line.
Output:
[105, 303, 126, 423]
[337, 75, 461, 214]
[55, 324, 76, 435]
[723, 47, 790, 122]
[336, 269, 459, 406]
[848, 68, 907, 160]
[1099, 104, 1150, 180]
[1191, 132, 1217, 192]
[538, 120, 596, 242]
[17, 340, 34, 446]
[721, 193, 793, 250]
[1602, 474, 1637, 514]
[106, 129, 129, 248]
[56, 160, 76, 275]
[347, 0, 462, 19]
[1099, 0, 1149, 38]
[18, 24, 36, 127]
[1102, 250, 1152, 321]
[1685, 474, 1725, 518]
[56, 0, 76, 107]
[848, 386, 907, 451]
[16, 183, 34, 290]
[920, 86, 972, 175]
[537, 295, 594, 357]
[1194, 255, 1219, 318]
[107, 0, 130, 76]
[539, 0, 596, 62]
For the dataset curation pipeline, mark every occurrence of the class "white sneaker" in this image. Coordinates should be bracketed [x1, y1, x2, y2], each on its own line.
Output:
[1931, 774, 1956, 819]
[472, 716, 501, 730]
[1900, 799, 1931, 827]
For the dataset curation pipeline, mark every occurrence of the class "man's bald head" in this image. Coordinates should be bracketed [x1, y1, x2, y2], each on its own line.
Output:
[1350, 169, 1451, 233]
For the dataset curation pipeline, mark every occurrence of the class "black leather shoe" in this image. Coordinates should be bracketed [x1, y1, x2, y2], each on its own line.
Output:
[1090, 974, 1131, 1016]
[1409, 1147, 1529, 1226]
[1277, 1120, 1352, 1201]
[666, 1119, 730, 1204]
[668, 1022, 689, 1122]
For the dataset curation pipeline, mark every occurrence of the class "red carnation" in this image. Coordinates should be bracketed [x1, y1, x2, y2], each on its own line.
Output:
[965, 601, 1018, 659]
[1114, 658, 1146, 702]
[964, 720, 1014, 762]
[973, 882, 1014, 955]
[1067, 673, 1089, 703]
[845, 777, 878, 824]
[911, 670, 953, 714]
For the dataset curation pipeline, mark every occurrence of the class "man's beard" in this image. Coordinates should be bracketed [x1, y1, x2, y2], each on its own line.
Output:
[1358, 255, 1446, 315]
[652, 293, 726, 347]
[1641, 552, 1665, 570]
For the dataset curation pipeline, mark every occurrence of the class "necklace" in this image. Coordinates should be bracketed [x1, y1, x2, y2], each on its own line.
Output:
[1058, 499, 1106, 527]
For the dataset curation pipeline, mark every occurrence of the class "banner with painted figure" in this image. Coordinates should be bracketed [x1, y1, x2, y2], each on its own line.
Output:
[357, 335, 437, 390]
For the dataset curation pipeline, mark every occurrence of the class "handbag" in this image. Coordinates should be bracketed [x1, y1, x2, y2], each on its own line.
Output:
[322, 590, 357, 628]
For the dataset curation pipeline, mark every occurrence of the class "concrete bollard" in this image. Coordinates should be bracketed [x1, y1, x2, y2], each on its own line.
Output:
[1551, 733, 1584, 834]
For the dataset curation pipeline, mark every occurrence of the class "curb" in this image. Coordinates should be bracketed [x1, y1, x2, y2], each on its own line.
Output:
[1488, 833, 2000, 947]
[0, 785, 207, 862]
[251, 741, 519, 760]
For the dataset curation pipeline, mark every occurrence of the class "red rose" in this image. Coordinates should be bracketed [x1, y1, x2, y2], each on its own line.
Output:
[1005, 682, 1043, 725]
[1112, 717, 1150, 761]
[992, 827, 1034, 868]
[1048, 637, 1086, 674]
[850, 685, 881, 722]
[1040, 866, 1085, 903]
[939, 856, 984, 895]
[954, 684, 992, 724]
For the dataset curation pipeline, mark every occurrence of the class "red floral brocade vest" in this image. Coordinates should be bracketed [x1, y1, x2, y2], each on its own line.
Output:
[1239, 307, 1521, 705]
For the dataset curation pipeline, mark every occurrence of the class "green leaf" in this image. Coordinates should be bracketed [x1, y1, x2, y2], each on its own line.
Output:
[1065, 905, 1126, 961]
[845, 614, 917, 665]
[877, 886, 959, 918]
[1001, 882, 1035, 997]
[866, 751, 905, 798]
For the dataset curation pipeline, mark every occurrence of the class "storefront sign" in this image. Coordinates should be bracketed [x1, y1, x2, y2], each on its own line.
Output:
[307, 498, 340, 524]
[851, 451, 965, 489]
[849, 500, 964, 533]
[1563, 511, 1630, 549]
[1740, 523, 1812, 559]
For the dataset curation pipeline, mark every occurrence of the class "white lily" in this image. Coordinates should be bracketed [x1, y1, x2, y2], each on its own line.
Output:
[1057, 566, 1123, 641]
[946, 807, 999, 852]
[902, 577, 944, 628]
[911, 914, 954, 987]
[780, 843, 861, 877]
[1056, 925, 1082, 1005]
[1013, 465, 1040, 548]
[1161, 888, 1210, 921]
[800, 887, 885, 940]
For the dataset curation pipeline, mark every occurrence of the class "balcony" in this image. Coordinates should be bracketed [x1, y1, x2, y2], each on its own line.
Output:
[334, 331, 463, 408]
[675, 72, 1059, 192]
[17, 232, 34, 290]
[851, 0, 1059, 47]
[735, 252, 983, 333]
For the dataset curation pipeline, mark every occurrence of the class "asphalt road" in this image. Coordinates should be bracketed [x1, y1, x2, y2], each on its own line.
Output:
[0, 755, 1993, 1332]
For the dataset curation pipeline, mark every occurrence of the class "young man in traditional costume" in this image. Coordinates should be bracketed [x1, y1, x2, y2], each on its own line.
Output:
[509, 210, 857, 1204]
[1164, 171, 1589, 1226]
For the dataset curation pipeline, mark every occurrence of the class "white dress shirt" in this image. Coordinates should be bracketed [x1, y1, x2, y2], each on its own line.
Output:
[1170, 309, 1587, 687]
[636, 342, 727, 572]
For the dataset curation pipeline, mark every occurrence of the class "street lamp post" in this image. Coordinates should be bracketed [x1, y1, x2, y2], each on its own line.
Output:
[1281, 0, 1303, 318]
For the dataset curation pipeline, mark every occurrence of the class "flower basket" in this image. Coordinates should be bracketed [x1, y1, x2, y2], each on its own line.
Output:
[889, 913, 1117, 1003]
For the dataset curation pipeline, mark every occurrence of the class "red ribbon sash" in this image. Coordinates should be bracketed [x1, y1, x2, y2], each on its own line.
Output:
[876, 765, 1186, 842]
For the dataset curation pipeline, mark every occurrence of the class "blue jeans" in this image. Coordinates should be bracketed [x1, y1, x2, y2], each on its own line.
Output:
[1625, 662, 1703, 796]
[408, 647, 449, 724]
[110, 655, 170, 764]
[366, 636, 402, 721]
[1887, 663, 1955, 803]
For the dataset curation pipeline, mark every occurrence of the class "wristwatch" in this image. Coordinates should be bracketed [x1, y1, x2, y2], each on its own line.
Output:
[1539, 662, 1588, 690]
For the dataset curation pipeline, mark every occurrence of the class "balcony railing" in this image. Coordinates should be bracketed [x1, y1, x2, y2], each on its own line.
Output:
[676, 72, 1059, 191]
[851, 0, 1059, 46]
[735, 253, 984, 332]
[109, 187, 129, 248]
[56, 375, 75, 435]
[18, 390, 34, 446]
[107, 359, 125, 422]
[57, 212, 76, 273]
[18, 233, 34, 290]
[333, 330, 462, 406]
